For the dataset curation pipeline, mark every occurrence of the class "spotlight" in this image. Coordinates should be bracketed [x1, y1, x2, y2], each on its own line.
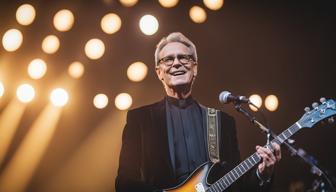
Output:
[119, 0, 138, 7]
[93, 94, 109, 109]
[50, 88, 69, 107]
[127, 61, 148, 82]
[2, 29, 23, 52]
[16, 84, 35, 103]
[53, 9, 75, 32]
[249, 94, 262, 111]
[41, 35, 60, 54]
[115, 93, 132, 110]
[68, 61, 84, 79]
[139, 15, 159, 36]
[101, 13, 122, 34]
[203, 0, 224, 10]
[27, 59, 47, 79]
[265, 95, 279, 112]
[158, 0, 179, 8]
[0, 81, 4, 98]
[84, 38, 105, 60]
[189, 6, 207, 23]
[16, 4, 36, 26]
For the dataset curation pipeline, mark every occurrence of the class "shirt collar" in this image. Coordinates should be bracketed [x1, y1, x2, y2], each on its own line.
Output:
[166, 95, 194, 108]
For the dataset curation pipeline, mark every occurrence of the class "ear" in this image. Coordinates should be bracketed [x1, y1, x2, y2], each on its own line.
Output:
[193, 63, 198, 77]
[155, 66, 163, 80]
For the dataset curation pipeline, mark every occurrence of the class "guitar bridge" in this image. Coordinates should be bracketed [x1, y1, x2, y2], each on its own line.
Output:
[195, 183, 205, 192]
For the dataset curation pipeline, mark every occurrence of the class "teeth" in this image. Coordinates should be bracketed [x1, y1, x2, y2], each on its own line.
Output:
[172, 71, 185, 76]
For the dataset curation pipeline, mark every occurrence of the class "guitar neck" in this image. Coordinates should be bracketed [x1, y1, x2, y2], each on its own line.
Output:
[208, 122, 302, 192]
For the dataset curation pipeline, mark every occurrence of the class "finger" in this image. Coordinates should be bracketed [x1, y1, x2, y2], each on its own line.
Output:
[272, 143, 281, 161]
[257, 148, 276, 164]
[258, 153, 274, 167]
[257, 147, 276, 161]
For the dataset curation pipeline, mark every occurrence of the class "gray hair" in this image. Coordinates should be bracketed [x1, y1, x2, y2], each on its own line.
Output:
[154, 32, 198, 65]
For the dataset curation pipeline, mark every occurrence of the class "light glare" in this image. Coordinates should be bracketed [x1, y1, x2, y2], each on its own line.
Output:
[189, 6, 207, 23]
[139, 15, 159, 36]
[93, 94, 109, 109]
[16, 4, 36, 26]
[50, 88, 69, 107]
[28, 59, 47, 79]
[115, 93, 132, 110]
[68, 61, 84, 79]
[119, 0, 138, 7]
[0, 82, 4, 97]
[84, 38, 105, 60]
[101, 13, 122, 34]
[16, 84, 35, 103]
[249, 94, 262, 111]
[2, 29, 23, 52]
[42, 35, 60, 54]
[265, 95, 279, 111]
[53, 9, 74, 32]
[127, 62, 148, 82]
[203, 0, 224, 10]
[158, 0, 179, 8]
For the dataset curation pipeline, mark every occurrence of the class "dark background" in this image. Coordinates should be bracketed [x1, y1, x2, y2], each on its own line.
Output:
[0, 0, 335, 191]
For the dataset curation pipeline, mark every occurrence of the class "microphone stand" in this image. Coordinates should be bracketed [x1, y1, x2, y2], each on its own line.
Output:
[233, 102, 336, 191]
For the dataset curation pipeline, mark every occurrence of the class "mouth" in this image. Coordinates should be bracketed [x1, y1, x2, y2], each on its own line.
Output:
[170, 71, 186, 76]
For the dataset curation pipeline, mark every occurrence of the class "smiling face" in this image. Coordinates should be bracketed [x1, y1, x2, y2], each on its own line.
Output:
[156, 42, 198, 89]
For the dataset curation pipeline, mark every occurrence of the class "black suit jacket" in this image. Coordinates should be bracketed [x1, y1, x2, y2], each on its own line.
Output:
[115, 99, 271, 192]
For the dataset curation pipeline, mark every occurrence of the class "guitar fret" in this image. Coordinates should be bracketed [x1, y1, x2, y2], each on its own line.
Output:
[215, 183, 222, 191]
[230, 171, 237, 180]
[233, 168, 239, 177]
[237, 165, 244, 174]
[218, 181, 225, 190]
[247, 157, 253, 167]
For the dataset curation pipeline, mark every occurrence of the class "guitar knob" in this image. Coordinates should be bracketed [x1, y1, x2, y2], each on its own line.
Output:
[320, 97, 326, 103]
[304, 107, 310, 112]
[312, 102, 319, 108]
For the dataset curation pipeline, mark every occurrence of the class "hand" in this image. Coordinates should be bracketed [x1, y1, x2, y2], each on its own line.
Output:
[256, 143, 281, 180]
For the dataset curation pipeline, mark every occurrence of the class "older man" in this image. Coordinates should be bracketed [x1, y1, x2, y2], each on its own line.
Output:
[115, 32, 281, 192]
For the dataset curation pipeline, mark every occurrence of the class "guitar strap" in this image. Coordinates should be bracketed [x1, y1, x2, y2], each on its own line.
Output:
[207, 107, 222, 163]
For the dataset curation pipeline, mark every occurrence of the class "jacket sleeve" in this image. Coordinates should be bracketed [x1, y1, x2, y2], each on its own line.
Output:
[115, 110, 155, 192]
[220, 113, 272, 192]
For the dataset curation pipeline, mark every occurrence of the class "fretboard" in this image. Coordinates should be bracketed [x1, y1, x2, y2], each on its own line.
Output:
[207, 122, 302, 192]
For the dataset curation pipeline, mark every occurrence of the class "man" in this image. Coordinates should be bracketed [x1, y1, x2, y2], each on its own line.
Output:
[115, 32, 281, 192]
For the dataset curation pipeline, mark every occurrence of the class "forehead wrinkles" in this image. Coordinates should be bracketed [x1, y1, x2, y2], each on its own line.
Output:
[159, 42, 192, 59]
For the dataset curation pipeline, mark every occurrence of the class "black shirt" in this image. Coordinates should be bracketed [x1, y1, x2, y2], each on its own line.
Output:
[165, 96, 207, 183]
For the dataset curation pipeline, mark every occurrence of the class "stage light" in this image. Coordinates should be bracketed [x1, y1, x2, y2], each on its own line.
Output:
[189, 6, 207, 23]
[53, 9, 74, 32]
[139, 15, 159, 36]
[16, 84, 35, 103]
[115, 93, 132, 110]
[68, 61, 84, 79]
[158, 0, 179, 8]
[41, 35, 60, 54]
[2, 29, 23, 52]
[0, 82, 4, 98]
[50, 88, 69, 107]
[101, 13, 122, 34]
[249, 94, 262, 111]
[265, 95, 279, 111]
[119, 0, 138, 7]
[16, 4, 36, 26]
[93, 94, 109, 109]
[127, 61, 148, 82]
[84, 38, 105, 60]
[28, 59, 47, 79]
[203, 0, 224, 10]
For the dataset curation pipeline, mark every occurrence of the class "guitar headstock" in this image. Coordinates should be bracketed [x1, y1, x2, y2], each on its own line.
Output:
[298, 98, 336, 129]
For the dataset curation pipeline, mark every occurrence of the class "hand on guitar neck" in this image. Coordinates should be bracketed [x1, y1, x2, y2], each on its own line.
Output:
[256, 143, 281, 182]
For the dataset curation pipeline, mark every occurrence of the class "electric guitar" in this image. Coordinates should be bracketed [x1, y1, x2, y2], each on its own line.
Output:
[164, 98, 336, 192]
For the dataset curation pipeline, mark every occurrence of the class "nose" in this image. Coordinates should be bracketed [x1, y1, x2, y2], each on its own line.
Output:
[171, 57, 182, 68]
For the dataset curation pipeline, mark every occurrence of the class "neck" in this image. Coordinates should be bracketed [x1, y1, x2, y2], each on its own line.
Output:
[165, 84, 192, 99]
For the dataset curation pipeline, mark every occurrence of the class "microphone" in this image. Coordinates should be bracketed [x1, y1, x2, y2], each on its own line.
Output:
[219, 91, 250, 104]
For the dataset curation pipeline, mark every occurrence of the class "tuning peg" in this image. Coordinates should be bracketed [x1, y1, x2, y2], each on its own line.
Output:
[320, 97, 326, 103]
[312, 102, 319, 108]
[328, 117, 334, 124]
[304, 107, 310, 112]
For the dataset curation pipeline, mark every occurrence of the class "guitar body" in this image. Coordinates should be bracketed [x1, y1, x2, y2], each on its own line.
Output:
[164, 162, 212, 192]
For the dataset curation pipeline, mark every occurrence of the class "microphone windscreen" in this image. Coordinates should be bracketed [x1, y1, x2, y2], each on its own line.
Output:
[219, 91, 231, 104]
